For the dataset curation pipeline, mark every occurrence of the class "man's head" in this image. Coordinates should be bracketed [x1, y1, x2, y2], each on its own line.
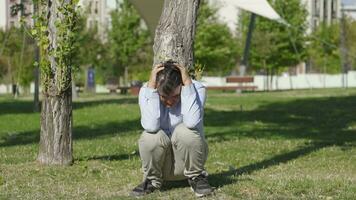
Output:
[156, 61, 183, 107]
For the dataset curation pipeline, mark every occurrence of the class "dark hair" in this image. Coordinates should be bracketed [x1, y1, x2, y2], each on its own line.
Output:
[156, 60, 182, 96]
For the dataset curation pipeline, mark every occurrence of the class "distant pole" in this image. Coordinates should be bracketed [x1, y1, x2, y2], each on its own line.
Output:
[33, 1, 40, 111]
[240, 13, 256, 76]
[339, 4, 348, 88]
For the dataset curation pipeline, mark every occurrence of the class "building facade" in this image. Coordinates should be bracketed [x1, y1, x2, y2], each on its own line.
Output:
[302, 0, 342, 33]
[78, 0, 113, 42]
[0, 0, 34, 30]
[0, 0, 113, 41]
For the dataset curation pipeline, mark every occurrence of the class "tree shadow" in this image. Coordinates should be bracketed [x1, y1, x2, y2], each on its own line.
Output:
[204, 95, 356, 188]
[0, 119, 140, 147]
[76, 151, 139, 162]
[205, 95, 356, 142]
[0, 96, 140, 147]
[208, 142, 336, 187]
[0, 100, 34, 115]
[73, 97, 138, 110]
[0, 97, 138, 115]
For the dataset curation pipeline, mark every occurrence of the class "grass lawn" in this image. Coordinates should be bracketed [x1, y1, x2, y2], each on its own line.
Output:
[0, 88, 355, 199]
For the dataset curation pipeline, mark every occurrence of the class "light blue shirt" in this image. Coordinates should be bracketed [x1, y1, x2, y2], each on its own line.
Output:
[138, 80, 206, 136]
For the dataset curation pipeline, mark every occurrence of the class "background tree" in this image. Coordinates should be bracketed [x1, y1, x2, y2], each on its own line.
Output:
[308, 23, 341, 74]
[0, 29, 8, 82]
[345, 18, 356, 71]
[127, 40, 153, 82]
[239, 0, 308, 77]
[194, 1, 238, 75]
[108, 0, 149, 85]
[33, 0, 78, 165]
[72, 11, 107, 87]
[0, 27, 35, 96]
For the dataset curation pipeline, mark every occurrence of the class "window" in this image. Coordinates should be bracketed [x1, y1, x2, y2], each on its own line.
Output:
[313, 0, 320, 17]
[331, 0, 337, 19]
[95, 1, 98, 14]
[312, 18, 319, 31]
[88, 1, 92, 13]
[323, 0, 328, 21]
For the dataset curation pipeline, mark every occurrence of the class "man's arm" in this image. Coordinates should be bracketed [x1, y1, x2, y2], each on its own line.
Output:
[181, 81, 206, 129]
[174, 64, 205, 129]
[138, 65, 164, 132]
[139, 85, 161, 132]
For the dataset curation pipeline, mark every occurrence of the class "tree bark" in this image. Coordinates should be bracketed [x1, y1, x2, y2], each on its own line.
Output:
[153, 0, 200, 68]
[37, 92, 72, 165]
[37, 0, 74, 165]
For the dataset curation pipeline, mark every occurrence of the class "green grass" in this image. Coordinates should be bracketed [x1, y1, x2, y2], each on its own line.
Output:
[0, 88, 356, 199]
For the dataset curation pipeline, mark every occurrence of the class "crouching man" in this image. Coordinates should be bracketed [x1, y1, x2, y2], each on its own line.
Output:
[131, 61, 213, 197]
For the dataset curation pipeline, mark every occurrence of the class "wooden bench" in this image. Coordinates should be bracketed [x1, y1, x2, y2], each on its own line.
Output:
[106, 77, 130, 94]
[207, 76, 257, 91]
[117, 86, 130, 94]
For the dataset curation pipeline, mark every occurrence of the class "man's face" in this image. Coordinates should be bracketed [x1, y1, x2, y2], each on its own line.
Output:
[159, 85, 182, 108]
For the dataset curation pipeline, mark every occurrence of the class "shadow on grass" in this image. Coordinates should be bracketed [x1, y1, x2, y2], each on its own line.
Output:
[76, 151, 139, 162]
[205, 95, 356, 188]
[1, 93, 355, 190]
[205, 95, 356, 142]
[0, 119, 140, 147]
[73, 97, 138, 110]
[0, 97, 137, 115]
[208, 142, 336, 187]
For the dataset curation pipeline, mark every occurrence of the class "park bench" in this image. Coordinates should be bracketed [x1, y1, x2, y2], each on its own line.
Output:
[106, 78, 129, 94]
[207, 76, 257, 91]
[106, 78, 142, 95]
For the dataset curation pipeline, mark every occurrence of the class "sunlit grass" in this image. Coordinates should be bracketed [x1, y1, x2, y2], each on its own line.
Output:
[1, 88, 355, 199]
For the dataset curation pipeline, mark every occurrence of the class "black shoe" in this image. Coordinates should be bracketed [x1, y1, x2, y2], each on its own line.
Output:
[130, 179, 158, 197]
[188, 174, 214, 197]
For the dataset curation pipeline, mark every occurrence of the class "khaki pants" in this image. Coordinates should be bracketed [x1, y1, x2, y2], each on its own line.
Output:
[138, 123, 208, 188]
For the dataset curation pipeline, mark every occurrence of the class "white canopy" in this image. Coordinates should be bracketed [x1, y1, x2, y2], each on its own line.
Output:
[228, 0, 288, 25]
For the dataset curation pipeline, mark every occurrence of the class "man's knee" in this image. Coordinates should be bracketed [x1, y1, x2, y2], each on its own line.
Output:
[139, 130, 171, 152]
[171, 124, 202, 148]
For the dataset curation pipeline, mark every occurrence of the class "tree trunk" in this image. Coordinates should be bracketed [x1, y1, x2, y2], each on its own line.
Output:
[153, 0, 200, 68]
[37, 0, 75, 165]
[38, 92, 72, 165]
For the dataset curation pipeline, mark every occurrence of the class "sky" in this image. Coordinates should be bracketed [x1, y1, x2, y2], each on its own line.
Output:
[107, 0, 356, 7]
[343, 0, 356, 5]
[105, 0, 356, 31]
[107, 0, 117, 9]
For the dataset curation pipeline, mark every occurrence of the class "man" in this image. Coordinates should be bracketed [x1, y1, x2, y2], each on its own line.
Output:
[131, 60, 213, 197]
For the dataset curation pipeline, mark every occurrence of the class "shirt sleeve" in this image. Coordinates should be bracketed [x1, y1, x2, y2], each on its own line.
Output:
[138, 85, 160, 132]
[180, 81, 206, 129]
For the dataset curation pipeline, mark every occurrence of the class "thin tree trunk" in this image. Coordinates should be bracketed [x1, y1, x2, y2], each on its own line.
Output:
[72, 74, 78, 99]
[269, 69, 272, 91]
[263, 60, 267, 91]
[33, 1, 40, 112]
[153, 0, 200, 68]
[37, 0, 74, 165]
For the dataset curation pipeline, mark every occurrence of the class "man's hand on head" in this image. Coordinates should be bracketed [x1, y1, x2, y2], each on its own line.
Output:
[174, 64, 192, 86]
[148, 64, 165, 89]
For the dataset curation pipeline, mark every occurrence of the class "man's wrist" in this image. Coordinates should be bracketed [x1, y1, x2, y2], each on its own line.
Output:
[148, 80, 156, 89]
[183, 78, 192, 86]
